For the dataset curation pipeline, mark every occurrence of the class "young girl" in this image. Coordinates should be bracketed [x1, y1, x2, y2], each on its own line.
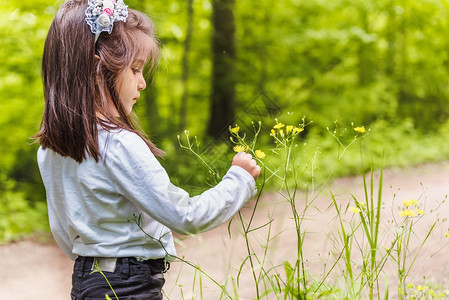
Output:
[35, 0, 260, 299]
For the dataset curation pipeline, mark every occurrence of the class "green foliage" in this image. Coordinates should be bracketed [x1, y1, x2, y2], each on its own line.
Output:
[0, 175, 48, 242]
[0, 1, 53, 242]
[3, 0, 449, 241]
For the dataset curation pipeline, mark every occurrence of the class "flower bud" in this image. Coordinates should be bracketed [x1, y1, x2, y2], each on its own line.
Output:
[97, 13, 111, 27]
[103, 7, 113, 16]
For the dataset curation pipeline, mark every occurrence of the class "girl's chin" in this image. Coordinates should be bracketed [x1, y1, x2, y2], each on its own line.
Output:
[125, 108, 134, 116]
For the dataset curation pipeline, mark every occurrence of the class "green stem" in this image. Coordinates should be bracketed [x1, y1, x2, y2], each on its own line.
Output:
[238, 212, 260, 299]
[370, 166, 383, 298]
[91, 261, 120, 300]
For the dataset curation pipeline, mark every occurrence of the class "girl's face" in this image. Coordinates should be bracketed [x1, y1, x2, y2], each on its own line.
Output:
[116, 58, 147, 115]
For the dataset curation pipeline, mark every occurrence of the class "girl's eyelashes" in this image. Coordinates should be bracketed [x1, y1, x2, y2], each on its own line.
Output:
[132, 68, 141, 74]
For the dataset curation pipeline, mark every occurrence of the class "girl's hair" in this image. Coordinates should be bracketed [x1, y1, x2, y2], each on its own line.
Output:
[34, 0, 164, 163]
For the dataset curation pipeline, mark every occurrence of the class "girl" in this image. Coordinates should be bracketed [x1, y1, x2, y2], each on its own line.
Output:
[35, 0, 260, 299]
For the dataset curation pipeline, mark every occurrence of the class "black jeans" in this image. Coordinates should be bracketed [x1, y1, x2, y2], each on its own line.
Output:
[71, 257, 168, 300]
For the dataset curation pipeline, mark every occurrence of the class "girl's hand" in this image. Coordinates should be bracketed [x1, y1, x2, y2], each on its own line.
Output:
[231, 152, 261, 180]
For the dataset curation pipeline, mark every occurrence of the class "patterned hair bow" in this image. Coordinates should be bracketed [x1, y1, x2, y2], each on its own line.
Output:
[85, 0, 128, 43]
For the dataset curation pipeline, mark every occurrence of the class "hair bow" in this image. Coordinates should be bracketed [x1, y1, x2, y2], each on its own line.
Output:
[85, 0, 128, 43]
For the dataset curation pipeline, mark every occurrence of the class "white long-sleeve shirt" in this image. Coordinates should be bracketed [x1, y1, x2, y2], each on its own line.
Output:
[37, 127, 256, 261]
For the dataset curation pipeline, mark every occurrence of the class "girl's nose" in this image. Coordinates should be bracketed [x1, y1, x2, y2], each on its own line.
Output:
[138, 75, 146, 91]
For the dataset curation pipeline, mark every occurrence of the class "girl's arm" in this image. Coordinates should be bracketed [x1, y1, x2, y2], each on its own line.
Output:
[108, 131, 258, 235]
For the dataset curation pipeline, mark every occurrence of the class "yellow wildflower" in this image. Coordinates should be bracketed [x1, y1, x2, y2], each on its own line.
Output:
[255, 150, 266, 159]
[417, 209, 424, 216]
[286, 125, 294, 134]
[400, 209, 417, 217]
[358, 201, 367, 210]
[407, 283, 414, 289]
[279, 129, 285, 137]
[416, 285, 429, 291]
[349, 206, 361, 214]
[273, 123, 285, 130]
[403, 199, 418, 208]
[230, 126, 240, 134]
[445, 233, 449, 238]
[293, 127, 304, 134]
[270, 129, 276, 136]
[233, 145, 246, 153]
[354, 126, 366, 133]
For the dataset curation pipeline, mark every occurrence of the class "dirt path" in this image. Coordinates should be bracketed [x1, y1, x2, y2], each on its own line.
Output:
[1, 162, 448, 299]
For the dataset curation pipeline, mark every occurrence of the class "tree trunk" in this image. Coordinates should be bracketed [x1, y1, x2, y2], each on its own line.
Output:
[207, 0, 236, 138]
[385, 1, 396, 77]
[179, 0, 194, 131]
[397, 0, 408, 111]
[357, 9, 374, 86]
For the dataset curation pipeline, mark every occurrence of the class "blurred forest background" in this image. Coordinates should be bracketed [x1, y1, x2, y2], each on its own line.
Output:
[2, 0, 449, 242]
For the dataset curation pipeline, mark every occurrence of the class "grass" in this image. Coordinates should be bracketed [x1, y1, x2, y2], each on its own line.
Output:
[161, 119, 449, 299]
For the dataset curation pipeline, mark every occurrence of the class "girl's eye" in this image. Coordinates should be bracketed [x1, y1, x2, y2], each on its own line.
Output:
[132, 68, 141, 74]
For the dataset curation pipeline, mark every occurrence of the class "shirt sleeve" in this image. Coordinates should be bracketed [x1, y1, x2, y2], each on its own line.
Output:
[107, 131, 257, 235]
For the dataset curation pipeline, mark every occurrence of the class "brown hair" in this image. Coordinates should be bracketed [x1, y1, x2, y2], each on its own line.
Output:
[34, 0, 164, 163]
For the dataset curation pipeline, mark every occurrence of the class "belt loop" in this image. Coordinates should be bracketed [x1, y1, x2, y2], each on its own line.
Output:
[82, 257, 90, 273]
[121, 257, 130, 279]
[75, 257, 84, 278]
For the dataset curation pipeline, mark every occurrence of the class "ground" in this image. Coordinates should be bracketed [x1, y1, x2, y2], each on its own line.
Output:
[1, 162, 448, 299]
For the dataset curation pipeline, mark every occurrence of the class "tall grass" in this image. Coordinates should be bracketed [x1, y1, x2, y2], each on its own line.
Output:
[167, 119, 449, 299]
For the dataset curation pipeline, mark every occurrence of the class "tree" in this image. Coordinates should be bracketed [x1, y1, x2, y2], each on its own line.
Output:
[207, 0, 236, 138]
[179, 0, 194, 131]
